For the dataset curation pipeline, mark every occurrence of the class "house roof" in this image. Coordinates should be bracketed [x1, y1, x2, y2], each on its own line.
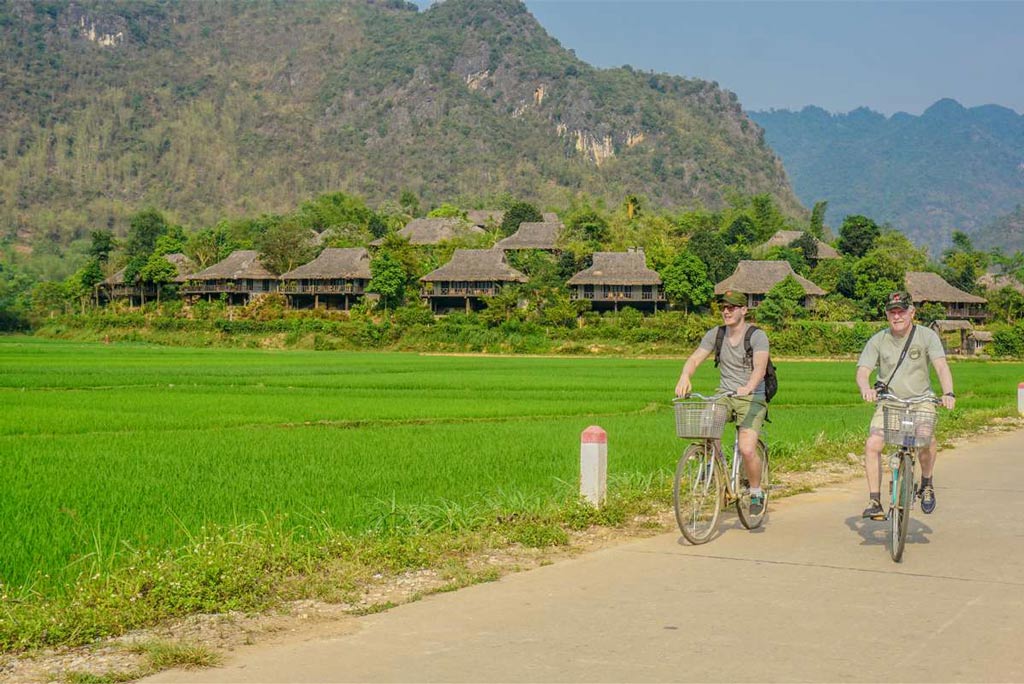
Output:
[467, 210, 504, 227]
[420, 249, 527, 283]
[494, 222, 564, 250]
[187, 250, 277, 280]
[542, 212, 559, 223]
[372, 217, 485, 246]
[978, 272, 1024, 293]
[567, 250, 662, 286]
[930, 319, 974, 333]
[103, 253, 195, 285]
[969, 331, 994, 342]
[758, 230, 840, 259]
[905, 271, 987, 304]
[714, 260, 826, 296]
[280, 248, 372, 280]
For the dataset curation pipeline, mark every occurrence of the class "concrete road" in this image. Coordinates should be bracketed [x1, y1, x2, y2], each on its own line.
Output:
[146, 429, 1024, 683]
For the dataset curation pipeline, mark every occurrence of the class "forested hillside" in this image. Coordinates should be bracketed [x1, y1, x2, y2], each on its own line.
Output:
[974, 205, 1024, 253]
[751, 99, 1024, 249]
[0, 0, 799, 273]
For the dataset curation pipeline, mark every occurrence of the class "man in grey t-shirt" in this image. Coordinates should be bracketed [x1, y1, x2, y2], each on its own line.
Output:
[856, 291, 955, 520]
[675, 290, 770, 515]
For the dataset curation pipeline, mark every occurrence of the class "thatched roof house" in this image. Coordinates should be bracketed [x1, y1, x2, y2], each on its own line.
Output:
[279, 248, 372, 310]
[566, 249, 665, 311]
[757, 230, 839, 260]
[905, 271, 987, 321]
[420, 249, 527, 313]
[371, 218, 485, 246]
[187, 250, 277, 281]
[99, 253, 195, 305]
[102, 252, 195, 287]
[714, 260, 825, 308]
[542, 212, 559, 223]
[467, 210, 504, 227]
[421, 249, 527, 284]
[494, 222, 564, 250]
[280, 248, 371, 281]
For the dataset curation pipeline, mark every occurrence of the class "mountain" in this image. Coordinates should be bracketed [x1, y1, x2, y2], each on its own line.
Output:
[974, 205, 1024, 253]
[750, 99, 1024, 249]
[0, 0, 800, 255]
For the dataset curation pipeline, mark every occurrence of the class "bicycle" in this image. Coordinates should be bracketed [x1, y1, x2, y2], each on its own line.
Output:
[671, 392, 770, 544]
[877, 392, 941, 562]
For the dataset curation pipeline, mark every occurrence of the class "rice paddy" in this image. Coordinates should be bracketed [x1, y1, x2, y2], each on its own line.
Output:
[1, 336, 1020, 593]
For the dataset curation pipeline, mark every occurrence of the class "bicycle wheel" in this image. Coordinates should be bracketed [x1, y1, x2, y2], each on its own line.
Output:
[673, 442, 723, 544]
[736, 439, 769, 530]
[890, 450, 914, 562]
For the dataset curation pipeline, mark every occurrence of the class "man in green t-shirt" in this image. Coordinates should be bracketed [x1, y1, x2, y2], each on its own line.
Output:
[856, 291, 956, 520]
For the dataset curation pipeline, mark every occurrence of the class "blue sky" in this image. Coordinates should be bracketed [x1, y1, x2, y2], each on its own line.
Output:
[416, 1, 1024, 116]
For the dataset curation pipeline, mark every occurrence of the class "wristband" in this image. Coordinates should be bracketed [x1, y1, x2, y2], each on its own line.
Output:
[944, 392, 956, 398]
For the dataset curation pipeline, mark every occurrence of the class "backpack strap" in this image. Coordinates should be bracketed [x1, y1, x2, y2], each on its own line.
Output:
[712, 325, 727, 367]
[743, 324, 759, 369]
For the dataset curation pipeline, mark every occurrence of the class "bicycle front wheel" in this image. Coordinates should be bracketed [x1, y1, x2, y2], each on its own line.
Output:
[736, 439, 769, 530]
[674, 442, 723, 544]
[890, 450, 914, 562]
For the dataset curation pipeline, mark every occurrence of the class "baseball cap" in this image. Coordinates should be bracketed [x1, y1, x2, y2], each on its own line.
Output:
[884, 291, 913, 311]
[717, 290, 747, 307]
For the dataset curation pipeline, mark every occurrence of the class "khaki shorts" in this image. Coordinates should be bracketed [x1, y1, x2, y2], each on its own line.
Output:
[718, 394, 767, 435]
[869, 401, 937, 436]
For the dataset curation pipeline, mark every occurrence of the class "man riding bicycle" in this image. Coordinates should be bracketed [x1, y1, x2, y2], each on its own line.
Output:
[675, 290, 770, 515]
[856, 291, 956, 520]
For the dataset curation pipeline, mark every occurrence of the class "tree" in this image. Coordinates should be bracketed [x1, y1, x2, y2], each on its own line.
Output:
[88, 230, 116, 263]
[427, 203, 467, 219]
[853, 250, 905, 316]
[125, 208, 169, 260]
[367, 252, 407, 311]
[139, 254, 178, 304]
[186, 227, 234, 268]
[623, 194, 642, 220]
[153, 225, 187, 255]
[873, 231, 928, 271]
[257, 219, 315, 275]
[789, 232, 819, 264]
[942, 230, 988, 293]
[723, 215, 757, 246]
[564, 207, 609, 246]
[837, 215, 880, 258]
[688, 230, 736, 283]
[500, 201, 543, 237]
[298, 191, 373, 232]
[764, 246, 808, 276]
[399, 190, 420, 217]
[755, 275, 806, 327]
[990, 286, 1024, 323]
[808, 201, 828, 239]
[661, 251, 713, 313]
[750, 194, 787, 242]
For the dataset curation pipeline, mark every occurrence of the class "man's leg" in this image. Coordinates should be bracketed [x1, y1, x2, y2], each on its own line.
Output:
[918, 437, 938, 513]
[863, 429, 886, 519]
[737, 427, 761, 489]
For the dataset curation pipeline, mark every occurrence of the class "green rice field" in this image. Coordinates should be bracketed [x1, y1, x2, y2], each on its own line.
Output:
[1, 336, 1020, 592]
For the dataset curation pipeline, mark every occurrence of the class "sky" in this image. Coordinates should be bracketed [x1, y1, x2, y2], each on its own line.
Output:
[416, 1, 1024, 117]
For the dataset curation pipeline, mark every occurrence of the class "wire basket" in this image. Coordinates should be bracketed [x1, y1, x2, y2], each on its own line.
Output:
[882, 407, 937, 447]
[674, 401, 729, 439]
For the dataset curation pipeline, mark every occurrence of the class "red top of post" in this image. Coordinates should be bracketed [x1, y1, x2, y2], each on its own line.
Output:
[581, 425, 607, 444]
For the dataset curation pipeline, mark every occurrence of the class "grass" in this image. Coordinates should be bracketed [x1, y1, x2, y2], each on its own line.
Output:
[0, 336, 1020, 652]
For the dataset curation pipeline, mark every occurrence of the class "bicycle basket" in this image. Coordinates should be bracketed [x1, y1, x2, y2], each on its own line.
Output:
[881, 407, 937, 448]
[674, 401, 729, 439]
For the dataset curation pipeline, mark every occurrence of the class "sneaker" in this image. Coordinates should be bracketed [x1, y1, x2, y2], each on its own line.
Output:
[919, 484, 936, 514]
[862, 499, 886, 521]
[749, 493, 765, 516]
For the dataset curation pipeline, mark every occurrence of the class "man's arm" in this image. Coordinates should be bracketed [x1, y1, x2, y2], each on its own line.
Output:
[932, 356, 956, 410]
[856, 365, 877, 402]
[736, 350, 768, 397]
[675, 347, 712, 397]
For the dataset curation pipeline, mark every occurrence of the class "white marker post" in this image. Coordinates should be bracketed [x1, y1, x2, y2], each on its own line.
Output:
[1018, 382, 1024, 416]
[580, 425, 607, 507]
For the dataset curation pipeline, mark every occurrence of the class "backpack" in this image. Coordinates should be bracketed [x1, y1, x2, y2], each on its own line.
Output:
[713, 324, 778, 403]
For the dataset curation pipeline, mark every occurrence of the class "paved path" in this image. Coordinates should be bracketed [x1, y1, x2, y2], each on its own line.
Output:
[146, 429, 1024, 683]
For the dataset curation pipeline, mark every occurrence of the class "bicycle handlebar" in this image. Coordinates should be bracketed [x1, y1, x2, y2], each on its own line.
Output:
[674, 391, 762, 402]
[877, 392, 942, 406]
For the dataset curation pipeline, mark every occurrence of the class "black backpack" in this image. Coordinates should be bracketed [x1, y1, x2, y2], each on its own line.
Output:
[713, 324, 778, 402]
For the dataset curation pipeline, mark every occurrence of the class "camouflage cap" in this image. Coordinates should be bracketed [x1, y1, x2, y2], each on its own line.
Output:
[717, 290, 747, 307]
[884, 291, 914, 311]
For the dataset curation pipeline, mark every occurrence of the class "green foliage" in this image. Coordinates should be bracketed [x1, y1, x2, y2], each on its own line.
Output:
[125, 209, 170, 260]
[660, 251, 712, 313]
[88, 230, 117, 263]
[808, 200, 827, 238]
[914, 302, 947, 325]
[427, 203, 467, 219]
[368, 252, 407, 309]
[687, 230, 736, 282]
[837, 215, 880, 258]
[257, 219, 316, 275]
[754, 275, 805, 327]
[988, 285, 1024, 323]
[499, 201, 542, 237]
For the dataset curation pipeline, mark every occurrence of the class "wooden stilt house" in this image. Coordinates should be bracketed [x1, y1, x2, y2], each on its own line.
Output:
[494, 221, 564, 252]
[179, 250, 278, 304]
[279, 248, 373, 311]
[567, 248, 665, 312]
[714, 260, 825, 309]
[420, 249, 527, 313]
[905, 271, 988, 321]
[370, 218, 486, 246]
[98, 253, 194, 306]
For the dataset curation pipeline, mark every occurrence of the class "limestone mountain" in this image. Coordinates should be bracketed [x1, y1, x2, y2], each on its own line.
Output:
[750, 99, 1024, 250]
[0, 0, 800, 255]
